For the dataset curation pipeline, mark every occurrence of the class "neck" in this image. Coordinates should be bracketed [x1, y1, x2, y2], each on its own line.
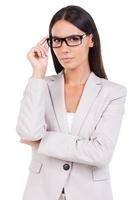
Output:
[64, 66, 91, 86]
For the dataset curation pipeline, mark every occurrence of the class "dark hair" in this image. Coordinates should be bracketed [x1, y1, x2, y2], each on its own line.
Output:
[49, 5, 108, 79]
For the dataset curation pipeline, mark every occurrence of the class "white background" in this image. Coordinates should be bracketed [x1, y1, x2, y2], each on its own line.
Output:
[0, 0, 133, 199]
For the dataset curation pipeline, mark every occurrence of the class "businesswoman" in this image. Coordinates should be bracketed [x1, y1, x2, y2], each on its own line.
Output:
[16, 5, 127, 200]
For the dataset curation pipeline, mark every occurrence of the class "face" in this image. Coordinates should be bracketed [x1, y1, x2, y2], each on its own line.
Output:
[51, 20, 94, 71]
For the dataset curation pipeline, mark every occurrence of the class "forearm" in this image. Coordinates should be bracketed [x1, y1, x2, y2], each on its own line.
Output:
[38, 131, 113, 168]
[38, 94, 126, 167]
[16, 77, 48, 141]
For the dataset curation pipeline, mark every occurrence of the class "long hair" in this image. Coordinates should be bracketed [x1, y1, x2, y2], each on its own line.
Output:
[48, 5, 108, 79]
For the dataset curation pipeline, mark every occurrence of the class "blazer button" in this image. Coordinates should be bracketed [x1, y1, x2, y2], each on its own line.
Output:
[63, 163, 70, 170]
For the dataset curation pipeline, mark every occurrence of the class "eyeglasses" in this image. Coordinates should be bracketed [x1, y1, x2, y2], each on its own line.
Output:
[46, 34, 88, 48]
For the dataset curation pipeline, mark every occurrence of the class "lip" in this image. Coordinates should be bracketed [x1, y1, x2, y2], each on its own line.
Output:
[61, 57, 73, 59]
[60, 57, 74, 61]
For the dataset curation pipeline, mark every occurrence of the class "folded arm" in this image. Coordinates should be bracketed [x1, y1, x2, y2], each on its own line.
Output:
[38, 89, 127, 168]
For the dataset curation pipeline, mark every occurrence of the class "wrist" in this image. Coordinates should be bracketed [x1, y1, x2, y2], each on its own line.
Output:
[32, 69, 46, 79]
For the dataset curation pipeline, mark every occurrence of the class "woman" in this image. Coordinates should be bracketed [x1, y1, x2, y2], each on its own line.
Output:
[16, 5, 127, 200]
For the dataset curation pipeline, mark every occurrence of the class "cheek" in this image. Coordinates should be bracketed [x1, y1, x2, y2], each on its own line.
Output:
[76, 46, 89, 58]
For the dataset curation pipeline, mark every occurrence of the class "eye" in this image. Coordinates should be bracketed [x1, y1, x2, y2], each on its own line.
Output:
[52, 38, 61, 43]
[67, 36, 80, 42]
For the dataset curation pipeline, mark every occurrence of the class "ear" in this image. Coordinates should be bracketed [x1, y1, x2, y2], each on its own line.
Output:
[88, 33, 94, 48]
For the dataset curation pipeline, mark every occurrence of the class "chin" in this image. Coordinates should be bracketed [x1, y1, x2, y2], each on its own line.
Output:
[63, 65, 78, 71]
[61, 62, 77, 69]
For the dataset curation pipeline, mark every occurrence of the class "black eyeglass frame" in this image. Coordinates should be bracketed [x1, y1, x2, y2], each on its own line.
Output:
[46, 33, 89, 48]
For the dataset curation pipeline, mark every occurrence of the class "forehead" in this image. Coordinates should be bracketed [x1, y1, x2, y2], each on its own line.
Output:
[51, 20, 84, 37]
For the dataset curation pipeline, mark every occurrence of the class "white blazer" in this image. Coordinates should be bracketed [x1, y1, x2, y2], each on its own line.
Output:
[16, 70, 127, 200]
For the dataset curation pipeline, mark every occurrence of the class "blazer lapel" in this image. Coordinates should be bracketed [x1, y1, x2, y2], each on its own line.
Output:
[48, 70, 102, 135]
[48, 70, 69, 133]
[71, 72, 102, 136]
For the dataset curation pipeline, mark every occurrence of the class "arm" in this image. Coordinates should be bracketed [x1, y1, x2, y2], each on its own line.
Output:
[16, 77, 48, 141]
[16, 36, 49, 141]
[38, 88, 127, 167]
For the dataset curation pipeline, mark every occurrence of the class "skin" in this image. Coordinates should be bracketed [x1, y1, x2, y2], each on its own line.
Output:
[52, 20, 94, 86]
[21, 19, 94, 147]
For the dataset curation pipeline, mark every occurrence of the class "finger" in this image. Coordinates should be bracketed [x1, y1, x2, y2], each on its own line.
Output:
[31, 47, 45, 58]
[36, 44, 48, 54]
[36, 45, 49, 57]
[41, 39, 49, 48]
[20, 140, 34, 146]
[20, 139, 30, 144]
[37, 36, 48, 46]
[37, 37, 49, 51]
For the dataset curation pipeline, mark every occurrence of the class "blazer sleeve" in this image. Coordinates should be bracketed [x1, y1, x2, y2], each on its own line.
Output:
[38, 87, 127, 167]
[16, 77, 48, 141]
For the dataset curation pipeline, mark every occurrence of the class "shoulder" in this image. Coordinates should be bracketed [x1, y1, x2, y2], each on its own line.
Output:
[44, 71, 62, 82]
[100, 77, 127, 98]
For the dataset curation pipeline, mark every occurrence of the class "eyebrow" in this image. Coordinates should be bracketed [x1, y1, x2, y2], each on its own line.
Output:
[51, 34, 83, 38]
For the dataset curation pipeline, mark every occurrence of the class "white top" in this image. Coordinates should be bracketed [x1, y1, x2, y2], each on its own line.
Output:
[66, 112, 75, 132]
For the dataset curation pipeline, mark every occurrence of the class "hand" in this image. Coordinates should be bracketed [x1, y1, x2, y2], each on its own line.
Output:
[26, 36, 49, 78]
[20, 139, 40, 148]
